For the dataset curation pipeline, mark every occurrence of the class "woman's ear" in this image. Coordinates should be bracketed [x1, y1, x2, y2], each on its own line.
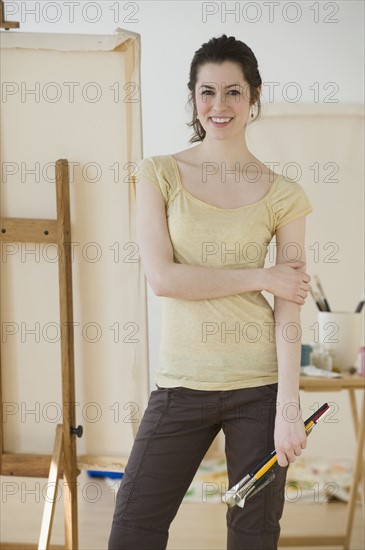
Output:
[250, 85, 261, 106]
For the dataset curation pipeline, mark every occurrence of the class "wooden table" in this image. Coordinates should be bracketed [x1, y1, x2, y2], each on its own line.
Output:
[279, 373, 365, 549]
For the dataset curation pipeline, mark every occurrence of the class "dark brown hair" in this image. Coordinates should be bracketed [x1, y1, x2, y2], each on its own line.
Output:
[186, 34, 262, 144]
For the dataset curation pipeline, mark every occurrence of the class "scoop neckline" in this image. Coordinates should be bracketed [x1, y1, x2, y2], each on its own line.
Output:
[170, 154, 282, 211]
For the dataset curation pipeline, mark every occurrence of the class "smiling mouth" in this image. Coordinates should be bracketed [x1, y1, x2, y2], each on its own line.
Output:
[209, 117, 234, 127]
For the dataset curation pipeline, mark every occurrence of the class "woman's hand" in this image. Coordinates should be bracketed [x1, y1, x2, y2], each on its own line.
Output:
[274, 399, 307, 467]
[265, 261, 311, 305]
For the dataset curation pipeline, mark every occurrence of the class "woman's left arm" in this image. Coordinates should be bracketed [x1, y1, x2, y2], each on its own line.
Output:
[273, 215, 309, 467]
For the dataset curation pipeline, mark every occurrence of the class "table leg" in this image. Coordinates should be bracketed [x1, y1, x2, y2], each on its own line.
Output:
[344, 391, 365, 549]
[349, 389, 358, 434]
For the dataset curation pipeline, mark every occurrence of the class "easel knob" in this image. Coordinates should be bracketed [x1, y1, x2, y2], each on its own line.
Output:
[70, 425, 83, 438]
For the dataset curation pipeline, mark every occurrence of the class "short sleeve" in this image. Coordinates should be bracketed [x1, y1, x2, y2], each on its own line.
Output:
[133, 156, 169, 205]
[270, 176, 313, 231]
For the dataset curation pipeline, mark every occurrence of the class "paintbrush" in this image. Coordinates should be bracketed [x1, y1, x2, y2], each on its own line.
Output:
[309, 284, 325, 311]
[355, 293, 365, 313]
[314, 275, 331, 312]
[223, 403, 330, 508]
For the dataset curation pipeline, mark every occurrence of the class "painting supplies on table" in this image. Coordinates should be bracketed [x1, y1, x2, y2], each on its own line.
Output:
[310, 277, 364, 314]
[222, 403, 330, 509]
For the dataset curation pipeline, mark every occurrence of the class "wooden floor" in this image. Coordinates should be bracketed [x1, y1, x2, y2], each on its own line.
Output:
[1, 471, 364, 549]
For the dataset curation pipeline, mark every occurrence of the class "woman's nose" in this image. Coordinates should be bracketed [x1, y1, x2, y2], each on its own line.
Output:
[213, 90, 227, 106]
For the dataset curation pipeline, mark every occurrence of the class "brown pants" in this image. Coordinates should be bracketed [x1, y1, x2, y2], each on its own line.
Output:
[108, 383, 289, 550]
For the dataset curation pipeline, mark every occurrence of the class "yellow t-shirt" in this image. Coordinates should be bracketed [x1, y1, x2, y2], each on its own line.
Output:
[133, 154, 313, 390]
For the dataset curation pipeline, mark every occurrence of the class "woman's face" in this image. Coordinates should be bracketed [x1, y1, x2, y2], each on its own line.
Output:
[194, 60, 253, 138]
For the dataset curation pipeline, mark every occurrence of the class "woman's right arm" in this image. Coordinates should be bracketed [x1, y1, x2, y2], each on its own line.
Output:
[136, 176, 310, 304]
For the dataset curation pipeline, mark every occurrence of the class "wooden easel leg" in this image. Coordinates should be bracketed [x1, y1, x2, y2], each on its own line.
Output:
[56, 159, 80, 549]
[38, 425, 64, 549]
[63, 445, 79, 550]
[344, 392, 365, 549]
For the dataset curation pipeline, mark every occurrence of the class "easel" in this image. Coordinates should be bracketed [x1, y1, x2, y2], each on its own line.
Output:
[0, 159, 83, 549]
[0, 0, 19, 29]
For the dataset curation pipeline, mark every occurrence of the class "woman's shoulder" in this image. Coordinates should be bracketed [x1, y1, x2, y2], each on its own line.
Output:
[137, 154, 176, 179]
[171, 147, 194, 157]
[270, 173, 309, 199]
[268, 173, 314, 230]
[136, 154, 178, 204]
[138, 154, 172, 168]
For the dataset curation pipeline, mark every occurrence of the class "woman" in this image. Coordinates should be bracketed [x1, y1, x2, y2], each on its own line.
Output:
[108, 34, 313, 550]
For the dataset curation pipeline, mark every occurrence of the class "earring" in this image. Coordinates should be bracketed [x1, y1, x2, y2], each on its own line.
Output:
[250, 105, 255, 119]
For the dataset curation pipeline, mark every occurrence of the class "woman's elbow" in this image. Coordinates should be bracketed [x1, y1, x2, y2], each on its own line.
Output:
[147, 270, 169, 297]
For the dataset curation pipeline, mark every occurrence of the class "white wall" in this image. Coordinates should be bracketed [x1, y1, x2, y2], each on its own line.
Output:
[4, 0, 364, 460]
